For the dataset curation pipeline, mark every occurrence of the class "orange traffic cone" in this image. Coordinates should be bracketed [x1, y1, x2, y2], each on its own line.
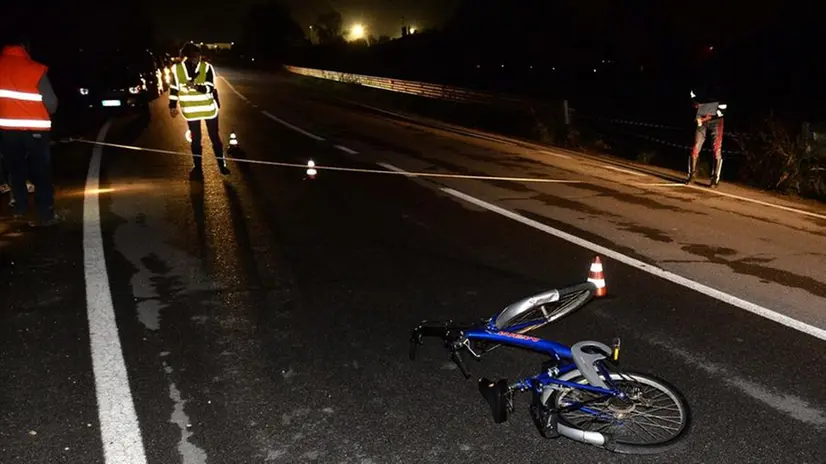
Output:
[588, 256, 606, 297]
[306, 160, 317, 180]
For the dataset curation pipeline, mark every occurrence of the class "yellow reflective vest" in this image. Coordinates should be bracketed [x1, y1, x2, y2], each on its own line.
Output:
[172, 59, 218, 121]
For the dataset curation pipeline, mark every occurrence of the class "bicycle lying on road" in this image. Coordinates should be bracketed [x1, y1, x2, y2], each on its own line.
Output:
[409, 257, 691, 455]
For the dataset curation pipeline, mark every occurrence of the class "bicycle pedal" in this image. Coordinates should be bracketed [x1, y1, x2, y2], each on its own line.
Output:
[478, 378, 510, 424]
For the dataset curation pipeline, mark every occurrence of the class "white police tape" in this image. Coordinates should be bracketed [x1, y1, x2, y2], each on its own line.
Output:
[63, 138, 584, 184]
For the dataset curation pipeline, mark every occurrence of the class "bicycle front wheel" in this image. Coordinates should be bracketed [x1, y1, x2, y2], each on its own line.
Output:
[551, 370, 691, 454]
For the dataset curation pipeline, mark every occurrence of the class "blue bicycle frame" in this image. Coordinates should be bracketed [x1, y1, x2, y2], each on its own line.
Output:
[465, 328, 621, 398]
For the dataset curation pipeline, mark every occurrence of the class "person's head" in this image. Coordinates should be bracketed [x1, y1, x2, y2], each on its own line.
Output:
[180, 42, 202, 64]
[3, 28, 31, 52]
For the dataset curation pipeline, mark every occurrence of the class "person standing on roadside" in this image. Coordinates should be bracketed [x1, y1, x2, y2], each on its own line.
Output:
[0, 34, 61, 226]
[168, 42, 229, 178]
[686, 85, 727, 187]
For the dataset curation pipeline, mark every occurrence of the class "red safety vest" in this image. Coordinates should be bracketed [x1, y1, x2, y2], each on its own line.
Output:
[0, 45, 51, 131]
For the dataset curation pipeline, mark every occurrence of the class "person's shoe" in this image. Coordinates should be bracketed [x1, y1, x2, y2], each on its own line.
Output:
[189, 167, 204, 180]
[0, 184, 10, 194]
[219, 164, 230, 175]
[685, 156, 698, 185]
[9, 197, 16, 208]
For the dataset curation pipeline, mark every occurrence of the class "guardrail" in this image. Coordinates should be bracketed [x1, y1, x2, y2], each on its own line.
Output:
[284, 65, 531, 110]
[283, 64, 748, 156]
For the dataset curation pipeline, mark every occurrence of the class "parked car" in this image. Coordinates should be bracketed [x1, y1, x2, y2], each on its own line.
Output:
[56, 48, 162, 119]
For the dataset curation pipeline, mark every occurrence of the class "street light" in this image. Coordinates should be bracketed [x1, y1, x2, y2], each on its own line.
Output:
[351, 24, 365, 40]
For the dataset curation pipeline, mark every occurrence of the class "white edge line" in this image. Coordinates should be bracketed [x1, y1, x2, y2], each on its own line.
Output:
[687, 185, 826, 221]
[440, 187, 826, 342]
[602, 164, 648, 177]
[334, 145, 359, 155]
[377, 162, 414, 177]
[636, 182, 689, 187]
[540, 150, 572, 159]
[260, 110, 325, 141]
[85, 119, 149, 464]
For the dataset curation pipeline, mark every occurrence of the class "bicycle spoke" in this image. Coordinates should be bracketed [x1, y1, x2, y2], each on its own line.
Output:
[555, 374, 686, 446]
[632, 411, 684, 425]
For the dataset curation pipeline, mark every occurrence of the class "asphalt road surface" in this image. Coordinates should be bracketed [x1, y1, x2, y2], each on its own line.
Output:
[1, 68, 825, 464]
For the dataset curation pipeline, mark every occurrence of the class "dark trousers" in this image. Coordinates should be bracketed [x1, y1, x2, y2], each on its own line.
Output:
[188, 118, 224, 169]
[0, 130, 54, 220]
[691, 118, 724, 161]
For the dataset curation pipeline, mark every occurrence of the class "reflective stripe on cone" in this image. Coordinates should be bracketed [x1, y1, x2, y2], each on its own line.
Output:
[587, 256, 607, 297]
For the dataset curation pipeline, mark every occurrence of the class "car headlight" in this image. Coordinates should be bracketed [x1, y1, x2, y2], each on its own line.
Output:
[129, 86, 141, 94]
[79, 88, 89, 95]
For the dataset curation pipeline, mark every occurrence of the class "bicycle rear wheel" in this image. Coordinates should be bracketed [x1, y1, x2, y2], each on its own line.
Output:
[551, 370, 691, 454]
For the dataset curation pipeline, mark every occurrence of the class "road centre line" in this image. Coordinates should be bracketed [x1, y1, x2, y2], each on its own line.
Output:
[219, 75, 325, 141]
[440, 187, 826, 342]
[84, 120, 149, 463]
[378, 162, 414, 177]
[371, 162, 826, 342]
[218, 76, 826, 316]
[260, 110, 326, 141]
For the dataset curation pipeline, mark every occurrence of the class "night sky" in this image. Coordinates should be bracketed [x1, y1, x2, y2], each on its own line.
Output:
[154, 0, 462, 42]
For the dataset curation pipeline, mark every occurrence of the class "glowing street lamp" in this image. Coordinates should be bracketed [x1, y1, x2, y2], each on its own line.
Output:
[351, 24, 366, 40]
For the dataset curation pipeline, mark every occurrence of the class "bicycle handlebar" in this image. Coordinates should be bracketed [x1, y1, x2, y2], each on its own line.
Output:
[409, 320, 480, 378]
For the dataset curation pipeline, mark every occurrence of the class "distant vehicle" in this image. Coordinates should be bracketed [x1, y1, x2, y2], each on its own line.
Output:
[59, 49, 165, 118]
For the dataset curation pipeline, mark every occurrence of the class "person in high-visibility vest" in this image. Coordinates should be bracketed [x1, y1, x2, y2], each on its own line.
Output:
[0, 35, 62, 226]
[169, 43, 229, 178]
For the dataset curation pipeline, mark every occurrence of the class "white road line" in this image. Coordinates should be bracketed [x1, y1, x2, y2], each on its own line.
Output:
[378, 162, 414, 177]
[219, 75, 326, 142]
[218, 76, 248, 102]
[636, 182, 688, 187]
[686, 184, 826, 221]
[539, 150, 572, 160]
[84, 120, 149, 464]
[260, 110, 325, 141]
[376, 162, 581, 183]
[440, 187, 826, 342]
[334, 145, 359, 155]
[602, 164, 648, 177]
[228, 73, 826, 222]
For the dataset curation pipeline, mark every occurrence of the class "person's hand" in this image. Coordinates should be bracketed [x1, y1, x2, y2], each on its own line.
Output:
[170, 107, 179, 118]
